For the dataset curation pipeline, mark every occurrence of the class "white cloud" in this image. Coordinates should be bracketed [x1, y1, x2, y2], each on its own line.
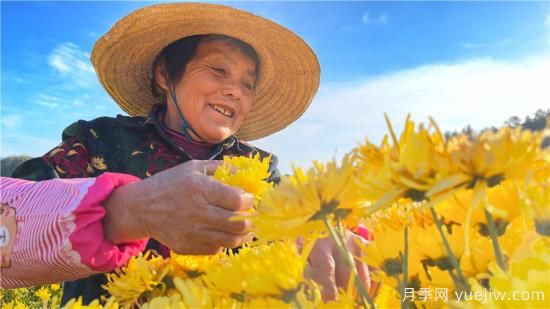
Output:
[73, 94, 91, 106]
[361, 11, 388, 25]
[258, 54, 550, 174]
[1, 115, 22, 130]
[37, 93, 64, 109]
[461, 38, 511, 50]
[48, 42, 96, 87]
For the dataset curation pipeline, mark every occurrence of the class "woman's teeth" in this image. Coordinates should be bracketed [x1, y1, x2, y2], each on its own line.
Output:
[211, 104, 233, 117]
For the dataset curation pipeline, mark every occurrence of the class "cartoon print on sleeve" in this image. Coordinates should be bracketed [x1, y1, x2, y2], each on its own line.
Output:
[0, 203, 17, 269]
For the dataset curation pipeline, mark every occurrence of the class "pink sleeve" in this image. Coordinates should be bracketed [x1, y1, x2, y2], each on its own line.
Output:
[0, 173, 148, 288]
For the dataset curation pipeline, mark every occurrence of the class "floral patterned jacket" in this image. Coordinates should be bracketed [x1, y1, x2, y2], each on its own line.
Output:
[11, 104, 279, 305]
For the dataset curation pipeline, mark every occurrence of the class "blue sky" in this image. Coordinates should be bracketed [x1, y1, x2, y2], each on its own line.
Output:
[2, 1, 549, 173]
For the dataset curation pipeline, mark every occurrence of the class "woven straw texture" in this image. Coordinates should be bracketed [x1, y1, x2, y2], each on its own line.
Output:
[91, 3, 320, 140]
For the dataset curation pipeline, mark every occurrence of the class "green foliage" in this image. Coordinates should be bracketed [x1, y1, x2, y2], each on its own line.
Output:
[0, 284, 62, 308]
[445, 109, 549, 140]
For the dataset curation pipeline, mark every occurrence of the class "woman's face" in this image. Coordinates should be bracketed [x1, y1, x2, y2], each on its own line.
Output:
[160, 39, 257, 144]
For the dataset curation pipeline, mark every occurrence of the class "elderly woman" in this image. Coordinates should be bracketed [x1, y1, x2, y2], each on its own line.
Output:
[2, 2, 369, 304]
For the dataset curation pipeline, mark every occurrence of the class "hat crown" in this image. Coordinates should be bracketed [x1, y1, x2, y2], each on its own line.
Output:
[92, 2, 320, 140]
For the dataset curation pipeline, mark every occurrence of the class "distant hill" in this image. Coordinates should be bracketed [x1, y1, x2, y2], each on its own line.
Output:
[1, 155, 32, 177]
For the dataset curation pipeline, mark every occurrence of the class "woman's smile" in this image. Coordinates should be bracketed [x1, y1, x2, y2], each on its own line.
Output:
[208, 103, 235, 118]
[161, 39, 256, 144]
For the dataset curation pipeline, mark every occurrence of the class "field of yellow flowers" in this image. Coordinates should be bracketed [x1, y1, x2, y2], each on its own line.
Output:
[1, 115, 549, 308]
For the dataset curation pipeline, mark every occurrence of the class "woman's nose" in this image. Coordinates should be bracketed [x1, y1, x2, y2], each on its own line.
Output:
[221, 79, 242, 99]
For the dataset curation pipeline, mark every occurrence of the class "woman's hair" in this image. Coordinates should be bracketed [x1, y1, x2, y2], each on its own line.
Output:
[151, 34, 260, 99]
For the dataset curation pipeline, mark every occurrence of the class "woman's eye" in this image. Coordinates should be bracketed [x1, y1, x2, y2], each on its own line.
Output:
[242, 82, 253, 90]
[212, 67, 226, 75]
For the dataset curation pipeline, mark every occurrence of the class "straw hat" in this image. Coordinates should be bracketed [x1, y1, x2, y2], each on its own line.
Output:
[91, 2, 320, 141]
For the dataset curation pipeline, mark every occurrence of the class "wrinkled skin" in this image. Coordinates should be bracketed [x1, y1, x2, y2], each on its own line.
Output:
[157, 39, 256, 144]
[103, 38, 369, 301]
[103, 160, 255, 254]
[308, 232, 371, 301]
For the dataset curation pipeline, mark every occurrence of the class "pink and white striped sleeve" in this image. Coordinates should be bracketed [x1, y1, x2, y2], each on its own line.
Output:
[0, 173, 148, 288]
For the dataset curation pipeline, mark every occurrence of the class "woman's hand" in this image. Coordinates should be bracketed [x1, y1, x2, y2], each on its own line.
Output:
[102, 160, 254, 254]
[308, 231, 371, 301]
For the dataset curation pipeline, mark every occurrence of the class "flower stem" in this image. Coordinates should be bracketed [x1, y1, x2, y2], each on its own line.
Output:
[322, 217, 375, 308]
[292, 294, 303, 309]
[429, 207, 470, 291]
[401, 226, 409, 309]
[446, 269, 462, 290]
[484, 209, 507, 271]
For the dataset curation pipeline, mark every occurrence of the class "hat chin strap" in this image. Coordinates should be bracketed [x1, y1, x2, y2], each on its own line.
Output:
[168, 83, 207, 142]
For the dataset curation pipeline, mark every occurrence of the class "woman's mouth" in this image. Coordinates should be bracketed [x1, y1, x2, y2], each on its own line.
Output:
[208, 103, 234, 118]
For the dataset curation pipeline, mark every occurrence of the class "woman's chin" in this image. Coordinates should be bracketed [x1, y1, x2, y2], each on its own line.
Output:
[198, 128, 234, 144]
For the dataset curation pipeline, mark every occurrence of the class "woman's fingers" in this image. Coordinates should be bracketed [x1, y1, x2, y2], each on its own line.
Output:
[203, 176, 254, 211]
[204, 228, 254, 249]
[334, 233, 371, 291]
[122, 159, 257, 255]
[334, 246, 351, 289]
[309, 238, 338, 301]
[308, 233, 372, 302]
[351, 235, 371, 291]
[203, 205, 253, 235]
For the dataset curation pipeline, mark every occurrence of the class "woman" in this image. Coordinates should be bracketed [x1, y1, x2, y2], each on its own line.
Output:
[2, 2, 369, 304]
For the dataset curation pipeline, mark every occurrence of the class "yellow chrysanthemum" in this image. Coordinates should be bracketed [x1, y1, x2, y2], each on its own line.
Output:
[168, 251, 225, 279]
[140, 295, 185, 309]
[49, 284, 61, 292]
[459, 230, 494, 280]
[352, 136, 396, 202]
[102, 252, 170, 308]
[416, 224, 465, 289]
[458, 216, 530, 283]
[450, 127, 545, 185]
[34, 286, 50, 303]
[61, 297, 103, 309]
[50, 296, 60, 309]
[434, 181, 530, 259]
[418, 224, 464, 259]
[524, 178, 550, 237]
[213, 153, 272, 206]
[363, 201, 434, 234]
[359, 225, 423, 289]
[460, 237, 550, 309]
[172, 277, 216, 308]
[0, 300, 19, 309]
[238, 284, 319, 308]
[204, 241, 306, 298]
[355, 116, 469, 214]
[317, 290, 358, 308]
[373, 283, 401, 308]
[446, 128, 546, 227]
[253, 156, 366, 240]
[389, 116, 466, 200]
[241, 297, 292, 308]
[435, 181, 521, 227]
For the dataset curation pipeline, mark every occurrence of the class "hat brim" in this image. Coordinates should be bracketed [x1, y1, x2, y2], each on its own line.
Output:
[91, 2, 320, 141]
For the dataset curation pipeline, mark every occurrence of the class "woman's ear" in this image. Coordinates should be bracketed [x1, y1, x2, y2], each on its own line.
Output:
[154, 61, 169, 92]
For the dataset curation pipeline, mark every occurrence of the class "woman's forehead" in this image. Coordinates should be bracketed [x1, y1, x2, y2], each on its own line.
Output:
[195, 40, 257, 77]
